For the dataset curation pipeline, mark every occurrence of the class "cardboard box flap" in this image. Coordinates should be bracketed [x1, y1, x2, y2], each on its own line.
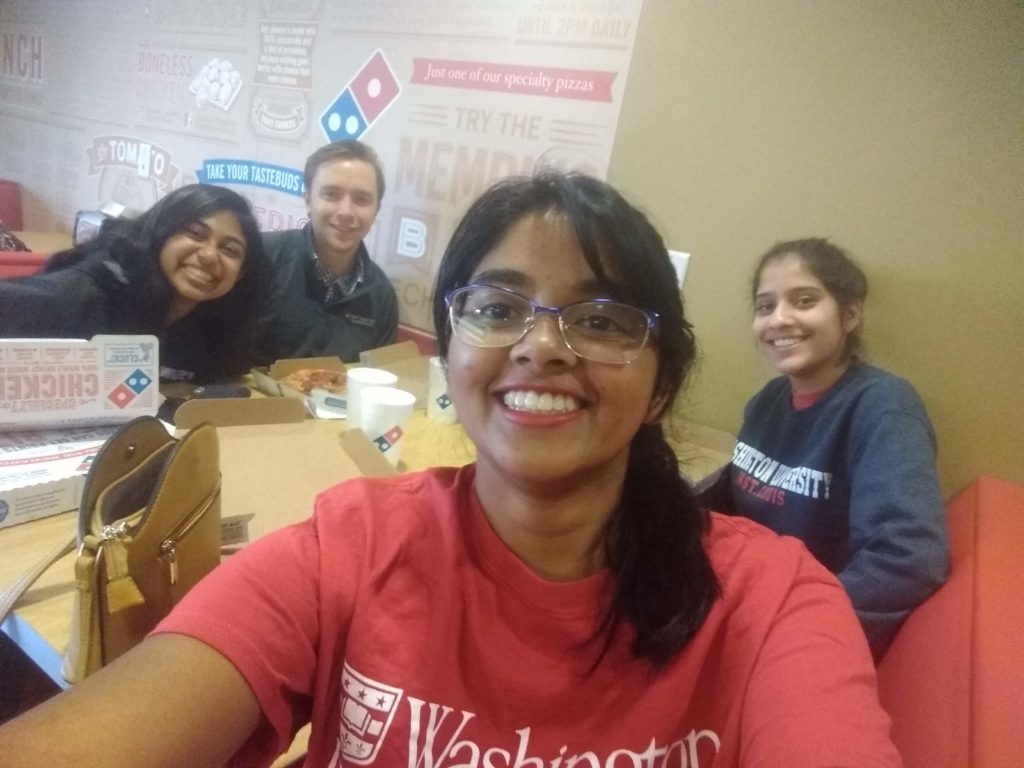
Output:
[215, 421, 394, 544]
[359, 341, 420, 367]
[339, 428, 398, 477]
[173, 396, 307, 428]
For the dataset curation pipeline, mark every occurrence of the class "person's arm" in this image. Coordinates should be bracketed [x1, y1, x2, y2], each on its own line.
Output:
[0, 633, 261, 768]
[839, 386, 950, 656]
[0, 272, 100, 338]
[739, 549, 902, 767]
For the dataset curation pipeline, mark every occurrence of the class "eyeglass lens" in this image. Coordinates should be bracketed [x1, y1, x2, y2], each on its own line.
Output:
[449, 285, 652, 364]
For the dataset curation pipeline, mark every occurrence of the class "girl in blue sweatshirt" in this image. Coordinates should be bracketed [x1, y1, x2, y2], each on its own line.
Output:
[714, 237, 949, 658]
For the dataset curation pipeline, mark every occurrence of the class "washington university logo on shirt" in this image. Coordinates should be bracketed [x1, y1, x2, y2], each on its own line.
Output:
[330, 662, 722, 768]
[731, 441, 833, 507]
[331, 663, 404, 764]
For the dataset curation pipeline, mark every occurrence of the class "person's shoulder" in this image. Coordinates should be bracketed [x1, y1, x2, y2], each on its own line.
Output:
[843, 363, 929, 416]
[743, 374, 790, 414]
[360, 247, 396, 287]
[261, 228, 309, 262]
[314, 466, 465, 525]
[706, 512, 836, 592]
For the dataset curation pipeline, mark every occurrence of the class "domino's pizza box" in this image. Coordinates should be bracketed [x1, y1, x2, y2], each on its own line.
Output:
[0, 336, 160, 432]
[0, 425, 115, 530]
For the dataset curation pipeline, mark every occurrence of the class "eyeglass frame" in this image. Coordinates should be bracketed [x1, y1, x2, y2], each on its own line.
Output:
[444, 283, 660, 365]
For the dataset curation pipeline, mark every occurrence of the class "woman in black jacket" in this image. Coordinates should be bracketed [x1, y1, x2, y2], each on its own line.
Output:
[0, 184, 270, 381]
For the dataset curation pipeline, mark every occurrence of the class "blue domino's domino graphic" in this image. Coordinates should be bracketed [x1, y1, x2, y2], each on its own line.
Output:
[320, 50, 400, 143]
[125, 369, 153, 394]
[321, 89, 368, 142]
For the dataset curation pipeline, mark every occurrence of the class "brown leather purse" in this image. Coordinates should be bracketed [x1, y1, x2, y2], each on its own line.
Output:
[0, 416, 222, 683]
[62, 415, 222, 682]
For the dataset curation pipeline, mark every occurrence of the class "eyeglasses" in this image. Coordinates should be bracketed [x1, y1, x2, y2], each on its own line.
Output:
[445, 284, 659, 365]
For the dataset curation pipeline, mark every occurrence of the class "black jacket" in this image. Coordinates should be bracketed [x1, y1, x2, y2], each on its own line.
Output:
[0, 257, 252, 381]
[257, 226, 398, 363]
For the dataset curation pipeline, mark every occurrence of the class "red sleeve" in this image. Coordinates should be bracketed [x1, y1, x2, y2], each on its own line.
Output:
[152, 515, 324, 765]
[739, 546, 903, 767]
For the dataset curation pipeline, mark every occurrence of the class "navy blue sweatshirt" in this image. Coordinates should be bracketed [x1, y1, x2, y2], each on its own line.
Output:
[730, 363, 949, 655]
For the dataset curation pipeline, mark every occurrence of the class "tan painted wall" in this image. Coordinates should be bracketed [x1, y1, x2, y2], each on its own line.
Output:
[610, 0, 1024, 498]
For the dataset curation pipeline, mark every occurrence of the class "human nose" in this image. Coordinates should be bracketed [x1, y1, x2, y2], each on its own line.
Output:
[196, 239, 217, 264]
[511, 312, 576, 368]
[335, 195, 354, 216]
[767, 301, 794, 326]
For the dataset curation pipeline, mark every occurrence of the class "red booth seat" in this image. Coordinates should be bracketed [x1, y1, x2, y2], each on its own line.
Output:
[0, 251, 48, 279]
[876, 475, 1024, 767]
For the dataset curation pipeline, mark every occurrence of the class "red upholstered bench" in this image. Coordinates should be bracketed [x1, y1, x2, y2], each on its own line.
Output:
[876, 475, 1024, 768]
[0, 251, 48, 279]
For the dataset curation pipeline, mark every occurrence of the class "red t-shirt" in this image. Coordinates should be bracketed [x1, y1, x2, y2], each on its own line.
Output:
[155, 466, 901, 767]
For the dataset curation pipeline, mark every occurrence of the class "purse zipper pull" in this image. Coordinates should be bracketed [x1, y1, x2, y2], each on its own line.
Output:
[98, 521, 146, 612]
[160, 541, 179, 585]
[101, 519, 132, 541]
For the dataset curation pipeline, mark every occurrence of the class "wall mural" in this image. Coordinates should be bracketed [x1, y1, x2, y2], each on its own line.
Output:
[0, 0, 645, 331]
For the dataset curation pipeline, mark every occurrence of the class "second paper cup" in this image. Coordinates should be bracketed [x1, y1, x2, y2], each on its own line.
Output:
[359, 385, 416, 467]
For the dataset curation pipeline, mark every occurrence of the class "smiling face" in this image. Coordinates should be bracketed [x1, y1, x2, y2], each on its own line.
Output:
[158, 209, 246, 323]
[753, 253, 861, 393]
[305, 157, 380, 274]
[446, 212, 660, 493]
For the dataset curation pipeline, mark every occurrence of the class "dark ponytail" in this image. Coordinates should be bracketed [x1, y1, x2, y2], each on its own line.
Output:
[606, 423, 718, 667]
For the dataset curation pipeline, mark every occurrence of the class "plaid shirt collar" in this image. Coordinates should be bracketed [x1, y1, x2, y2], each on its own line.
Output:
[307, 225, 366, 303]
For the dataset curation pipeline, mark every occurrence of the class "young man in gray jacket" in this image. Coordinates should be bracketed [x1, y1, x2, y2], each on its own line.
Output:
[259, 140, 398, 362]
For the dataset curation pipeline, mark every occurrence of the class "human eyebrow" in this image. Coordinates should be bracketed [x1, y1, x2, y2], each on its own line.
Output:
[470, 268, 531, 290]
[787, 286, 824, 299]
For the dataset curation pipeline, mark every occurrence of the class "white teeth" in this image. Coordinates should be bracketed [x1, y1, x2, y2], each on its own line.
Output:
[183, 265, 214, 284]
[503, 389, 579, 414]
[772, 338, 801, 348]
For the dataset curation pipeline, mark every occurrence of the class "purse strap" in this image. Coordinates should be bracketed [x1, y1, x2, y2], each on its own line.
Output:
[0, 533, 77, 625]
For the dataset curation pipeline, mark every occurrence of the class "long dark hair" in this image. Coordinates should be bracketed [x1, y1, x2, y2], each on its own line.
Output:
[47, 184, 270, 378]
[433, 173, 719, 667]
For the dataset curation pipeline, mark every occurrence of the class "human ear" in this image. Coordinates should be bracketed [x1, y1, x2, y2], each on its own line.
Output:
[842, 301, 863, 334]
[643, 391, 669, 424]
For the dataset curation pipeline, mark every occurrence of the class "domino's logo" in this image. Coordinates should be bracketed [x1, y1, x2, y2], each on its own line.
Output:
[108, 368, 153, 409]
[321, 50, 401, 142]
[371, 425, 403, 454]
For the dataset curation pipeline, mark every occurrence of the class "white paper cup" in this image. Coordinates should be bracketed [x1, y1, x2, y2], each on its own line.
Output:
[426, 356, 458, 424]
[359, 386, 416, 467]
[345, 367, 398, 428]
